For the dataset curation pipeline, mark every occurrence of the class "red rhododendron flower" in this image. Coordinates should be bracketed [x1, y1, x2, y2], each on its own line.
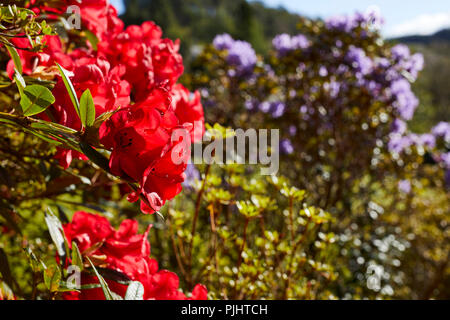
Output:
[62, 211, 207, 300]
[98, 21, 184, 101]
[6, 35, 72, 79]
[7, 1, 205, 214]
[172, 84, 205, 143]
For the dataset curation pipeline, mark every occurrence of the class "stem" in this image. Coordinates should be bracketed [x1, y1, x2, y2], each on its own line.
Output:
[187, 164, 211, 271]
[288, 196, 294, 241]
[237, 218, 249, 268]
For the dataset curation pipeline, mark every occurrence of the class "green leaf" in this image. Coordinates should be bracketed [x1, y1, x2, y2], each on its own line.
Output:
[124, 281, 144, 300]
[84, 30, 99, 51]
[22, 128, 63, 146]
[79, 89, 96, 127]
[5, 44, 22, 75]
[14, 69, 26, 96]
[23, 247, 44, 273]
[20, 85, 55, 116]
[44, 264, 61, 292]
[71, 242, 84, 271]
[86, 257, 115, 300]
[56, 62, 80, 117]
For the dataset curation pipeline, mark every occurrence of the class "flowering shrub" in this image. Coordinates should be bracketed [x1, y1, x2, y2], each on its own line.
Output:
[0, 1, 205, 300]
[184, 10, 449, 298]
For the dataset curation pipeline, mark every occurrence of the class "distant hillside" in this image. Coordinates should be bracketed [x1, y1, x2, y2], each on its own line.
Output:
[393, 29, 450, 45]
[121, 0, 301, 56]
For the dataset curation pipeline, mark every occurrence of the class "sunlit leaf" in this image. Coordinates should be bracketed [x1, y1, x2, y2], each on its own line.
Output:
[86, 257, 116, 300]
[79, 89, 96, 128]
[5, 44, 22, 75]
[43, 264, 61, 293]
[56, 62, 80, 116]
[20, 85, 55, 116]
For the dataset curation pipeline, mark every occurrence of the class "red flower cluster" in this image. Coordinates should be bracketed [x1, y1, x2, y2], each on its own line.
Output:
[63, 211, 207, 300]
[10, 1, 205, 213]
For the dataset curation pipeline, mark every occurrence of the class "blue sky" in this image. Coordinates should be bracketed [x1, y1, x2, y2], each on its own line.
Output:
[110, 0, 450, 37]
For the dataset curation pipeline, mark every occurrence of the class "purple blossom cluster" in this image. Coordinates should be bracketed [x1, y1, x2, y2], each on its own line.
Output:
[257, 101, 286, 118]
[209, 12, 429, 166]
[346, 46, 373, 75]
[390, 44, 424, 80]
[212, 33, 234, 50]
[325, 8, 384, 32]
[213, 34, 257, 77]
[389, 120, 449, 187]
[389, 79, 419, 121]
[388, 121, 449, 154]
[432, 122, 450, 143]
[272, 33, 310, 56]
[388, 132, 436, 154]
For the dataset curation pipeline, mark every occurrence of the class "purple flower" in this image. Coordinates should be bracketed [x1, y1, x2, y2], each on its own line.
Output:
[388, 134, 413, 153]
[418, 133, 436, 149]
[324, 81, 340, 98]
[244, 99, 258, 111]
[398, 179, 411, 194]
[432, 122, 450, 142]
[440, 152, 450, 169]
[391, 119, 407, 135]
[325, 14, 357, 32]
[291, 34, 310, 49]
[319, 66, 328, 77]
[407, 53, 424, 79]
[280, 139, 294, 155]
[391, 44, 410, 61]
[288, 125, 297, 136]
[272, 33, 309, 56]
[271, 101, 286, 118]
[213, 33, 234, 50]
[376, 57, 390, 69]
[391, 44, 424, 81]
[183, 164, 200, 188]
[346, 46, 373, 75]
[299, 105, 308, 114]
[226, 40, 257, 76]
[259, 101, 271, 113]
[325, 10, 383, 33]
[390, 79, 419, 120]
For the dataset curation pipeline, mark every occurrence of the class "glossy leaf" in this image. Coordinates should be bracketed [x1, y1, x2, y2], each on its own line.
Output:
[79, 89, 96, 127]
[5, 44, 22, 75]
[87, 257, 116, 300]
[20, 85, 55, 116]
[56, 63, 80, 117]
